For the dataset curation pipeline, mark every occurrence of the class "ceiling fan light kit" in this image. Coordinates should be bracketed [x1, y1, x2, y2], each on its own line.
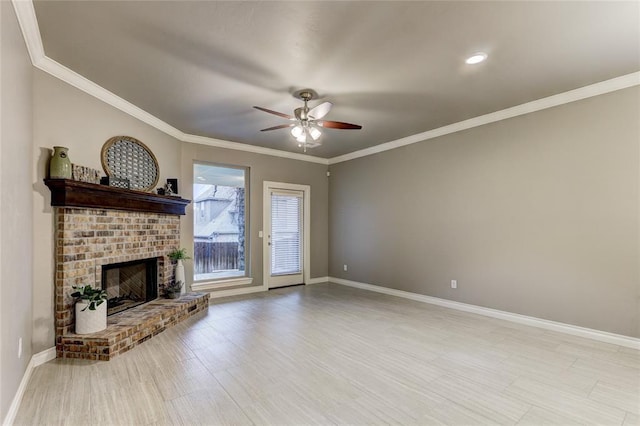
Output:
[254, 88, 362, 152]
[466, 52, 488, 64]
[291, 125, 304, 139]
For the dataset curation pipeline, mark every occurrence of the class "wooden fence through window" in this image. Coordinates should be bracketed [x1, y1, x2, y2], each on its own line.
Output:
[194, 241, 239, 273]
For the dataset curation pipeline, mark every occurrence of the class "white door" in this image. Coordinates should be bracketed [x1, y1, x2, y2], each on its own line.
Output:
[264, 183, 309, 288]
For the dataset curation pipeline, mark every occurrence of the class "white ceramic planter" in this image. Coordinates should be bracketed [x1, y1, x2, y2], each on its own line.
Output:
[75, 300, 107, 334]
[175, 259, 186, 295]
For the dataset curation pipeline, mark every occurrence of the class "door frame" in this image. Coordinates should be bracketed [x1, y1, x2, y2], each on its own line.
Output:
[263, 181, 311, 289]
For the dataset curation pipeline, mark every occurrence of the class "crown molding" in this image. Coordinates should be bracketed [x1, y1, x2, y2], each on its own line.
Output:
[41, 52, 330, 164]
[13, 0, 639, 167]
[41, 56, 186, 140]
[11, 0, 330, 165]
[11, 0, 43, 66]
[182, 134, 329, 164]
[329, 72, 640, 165]
[12, 0, 183, 140]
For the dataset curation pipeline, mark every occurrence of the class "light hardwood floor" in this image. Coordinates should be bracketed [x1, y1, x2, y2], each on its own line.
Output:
[14, 283, 640, 425]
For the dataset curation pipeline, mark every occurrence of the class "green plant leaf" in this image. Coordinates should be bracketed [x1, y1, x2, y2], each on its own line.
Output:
[168, 248, 191, 260]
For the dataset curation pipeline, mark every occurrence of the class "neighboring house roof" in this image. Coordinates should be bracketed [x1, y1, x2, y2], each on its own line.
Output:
[194, 185, 237, 203]
[194, 186, 240, 241]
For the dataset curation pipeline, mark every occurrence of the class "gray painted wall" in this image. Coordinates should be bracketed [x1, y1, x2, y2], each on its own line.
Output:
[329, 87, 639, 338]
[180, 143, 329, 287]
[1, 2, 34, 419]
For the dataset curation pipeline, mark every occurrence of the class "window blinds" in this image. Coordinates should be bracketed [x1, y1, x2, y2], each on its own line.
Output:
[270, 192, 303, 276]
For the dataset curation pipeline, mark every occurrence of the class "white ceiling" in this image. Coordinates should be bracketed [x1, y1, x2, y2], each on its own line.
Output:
[33, 1, 640, 159]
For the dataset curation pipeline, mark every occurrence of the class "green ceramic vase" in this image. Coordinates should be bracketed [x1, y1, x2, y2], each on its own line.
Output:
[49, 146, 72, 179]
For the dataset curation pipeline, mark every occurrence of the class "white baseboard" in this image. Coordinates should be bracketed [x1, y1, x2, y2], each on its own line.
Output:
[32, 347, 56, 367]
[307, 276, 329, 285]
[329, 277, 640, 350]
[3, 347, 56, 426]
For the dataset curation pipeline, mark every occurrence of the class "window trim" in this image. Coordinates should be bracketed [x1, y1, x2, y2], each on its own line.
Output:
[191, 276, 253, 292]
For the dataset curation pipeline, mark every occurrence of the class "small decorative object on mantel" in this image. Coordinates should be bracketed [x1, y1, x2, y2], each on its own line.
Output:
[72, 164, 101, 184]
[101, 135, 159, 191]
[49, 146, 72, 179]
[167, 178, 179, 195]
[164, 181, 174, 196]
[71, 285, 108, 334]
[164, 281, 183, 299]
[167, 248, 191, 295]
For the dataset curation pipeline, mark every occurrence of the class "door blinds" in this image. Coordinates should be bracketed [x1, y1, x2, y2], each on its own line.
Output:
[270, 191, 303, 276]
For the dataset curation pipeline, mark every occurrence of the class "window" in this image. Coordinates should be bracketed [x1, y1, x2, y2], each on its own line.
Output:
[193, 163, 248, 282]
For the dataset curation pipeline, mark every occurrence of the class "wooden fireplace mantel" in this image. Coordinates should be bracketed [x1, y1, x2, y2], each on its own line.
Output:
[44, 179, 190, 215]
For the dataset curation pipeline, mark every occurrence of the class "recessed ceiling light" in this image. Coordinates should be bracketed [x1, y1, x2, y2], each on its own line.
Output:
[465, 52, 487, 65]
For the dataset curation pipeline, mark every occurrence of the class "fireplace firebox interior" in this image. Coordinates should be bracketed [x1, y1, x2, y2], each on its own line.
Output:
[102, 258, 158, 316]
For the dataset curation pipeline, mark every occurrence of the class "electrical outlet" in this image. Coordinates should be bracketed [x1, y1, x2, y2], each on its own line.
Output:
[18, 338, 23, 359]
[343, 264, 348, 271]
[451, 280, 457, 289]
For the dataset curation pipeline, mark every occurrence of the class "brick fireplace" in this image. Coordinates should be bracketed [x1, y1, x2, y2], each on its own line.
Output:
[55, 207, 177, 336]
[47, 179, 209, 360]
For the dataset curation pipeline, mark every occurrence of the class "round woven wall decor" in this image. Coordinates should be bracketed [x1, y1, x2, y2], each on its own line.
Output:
[101, 136, 159, 191]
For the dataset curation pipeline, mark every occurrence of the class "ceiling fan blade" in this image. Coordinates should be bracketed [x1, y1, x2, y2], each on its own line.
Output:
[317, 120, 362, 130]
[260, 123, 295, 132]
[253, 106, 295, 120]
[308, 101, 333, 120]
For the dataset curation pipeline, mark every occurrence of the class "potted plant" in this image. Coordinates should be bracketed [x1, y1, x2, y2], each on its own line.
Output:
[71, 285, 108, 334]
[167, 248, 191, 295]
[165, 281, 184, 299]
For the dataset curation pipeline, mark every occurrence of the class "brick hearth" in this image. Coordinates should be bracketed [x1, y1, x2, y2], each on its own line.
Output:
[59, 293, 209, 360]
[54, 206, 207, 360]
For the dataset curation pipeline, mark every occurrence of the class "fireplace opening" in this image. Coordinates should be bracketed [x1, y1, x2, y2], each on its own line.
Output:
[101, 258, 158, 316]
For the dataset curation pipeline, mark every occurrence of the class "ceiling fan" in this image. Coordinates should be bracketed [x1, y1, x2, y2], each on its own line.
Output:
[253, 89, 362, 152]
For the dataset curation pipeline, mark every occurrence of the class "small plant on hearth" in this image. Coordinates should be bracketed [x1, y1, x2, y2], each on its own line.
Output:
[71, 285, 108, 311]
[165, 281, 183, 299]
[167, 248, 191, 261]
[168, 249, 190, 296]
